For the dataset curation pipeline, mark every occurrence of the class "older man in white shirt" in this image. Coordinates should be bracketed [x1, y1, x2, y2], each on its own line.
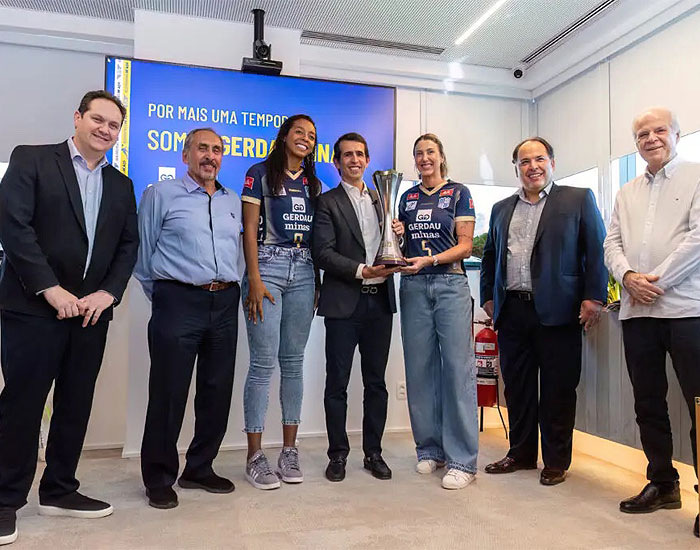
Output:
[604, 107, 700, 538]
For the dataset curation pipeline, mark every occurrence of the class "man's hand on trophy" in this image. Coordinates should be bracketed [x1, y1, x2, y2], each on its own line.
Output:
[362, 265, 401, 279]
[391, 219, 405, 238]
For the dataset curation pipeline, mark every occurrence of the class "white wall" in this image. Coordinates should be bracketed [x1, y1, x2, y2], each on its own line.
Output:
[133, 10, 301, 76]
[535, 7, 700, 221]
[0, 43, 105, 159]
[426, 92, 525, 186]
[536, 66, 607, 180]
[609, 7, 700, 158]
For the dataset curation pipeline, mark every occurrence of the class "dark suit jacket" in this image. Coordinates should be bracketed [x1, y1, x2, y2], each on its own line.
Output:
[312, 184, 397, 319]
[0, 141, 139, 319]
[480, 184, 607, 328]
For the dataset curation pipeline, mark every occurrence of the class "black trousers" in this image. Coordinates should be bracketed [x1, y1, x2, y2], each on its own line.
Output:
[0, 310, 109, 509]
[140, 281, 239, 490]
[622, 316, 700, 484]
[497, 296, 582, 470]
[323, 284, 392, 460]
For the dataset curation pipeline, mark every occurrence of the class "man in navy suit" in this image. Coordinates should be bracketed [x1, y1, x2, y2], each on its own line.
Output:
[480, 137, 607, 485]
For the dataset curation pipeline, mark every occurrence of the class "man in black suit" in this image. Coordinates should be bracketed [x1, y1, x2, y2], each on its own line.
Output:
[480, 137, 607, 486]
[0, 90, 138, 545]
[312, 133, 398, 482]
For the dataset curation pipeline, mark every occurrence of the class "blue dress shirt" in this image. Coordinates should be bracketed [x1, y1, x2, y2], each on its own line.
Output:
[134, 173, 242, 299]
[67, 138, 106, 277]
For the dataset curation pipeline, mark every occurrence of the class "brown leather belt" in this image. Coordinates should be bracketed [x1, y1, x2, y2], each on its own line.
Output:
[197, 281, 237, 292]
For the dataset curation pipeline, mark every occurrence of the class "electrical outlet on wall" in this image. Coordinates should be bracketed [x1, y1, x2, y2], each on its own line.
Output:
[396, 382, 407, 400]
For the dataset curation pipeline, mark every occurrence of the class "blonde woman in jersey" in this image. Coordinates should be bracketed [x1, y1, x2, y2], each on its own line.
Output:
[396, 133, 479, 490]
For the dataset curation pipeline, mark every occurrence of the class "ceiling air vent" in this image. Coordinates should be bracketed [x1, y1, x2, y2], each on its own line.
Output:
[520, 0, 620, 65]
[301, 30, 444, 55]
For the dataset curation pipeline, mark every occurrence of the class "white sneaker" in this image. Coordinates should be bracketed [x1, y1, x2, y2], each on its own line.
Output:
[415, 459, 446, 474]
[441, 469, 475, 490]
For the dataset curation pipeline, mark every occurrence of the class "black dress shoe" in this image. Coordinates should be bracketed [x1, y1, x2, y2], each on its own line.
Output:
[540, 468, 567, 486]
[619, 482, 681, 513]
[325, 457, 346, 482]
[178, 472, 235, 494]
[146, 487, 178, 510]
[363, 454, 392, 480]
[484, 456, 537, 474]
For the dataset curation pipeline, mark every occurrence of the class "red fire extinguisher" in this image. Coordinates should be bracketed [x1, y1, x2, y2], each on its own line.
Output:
[475, 322, 499, 407]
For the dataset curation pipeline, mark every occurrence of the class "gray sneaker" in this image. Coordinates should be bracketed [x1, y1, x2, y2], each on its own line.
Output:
[277, 446, 304, 483]
[246, 450, 281, 490]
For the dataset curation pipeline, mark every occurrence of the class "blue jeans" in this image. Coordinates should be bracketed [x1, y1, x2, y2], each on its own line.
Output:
[242, 245, 315, 432]
[399, 273, 479, 473]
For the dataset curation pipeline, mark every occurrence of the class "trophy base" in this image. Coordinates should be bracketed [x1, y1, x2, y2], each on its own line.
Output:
[373, 257, 408, 267]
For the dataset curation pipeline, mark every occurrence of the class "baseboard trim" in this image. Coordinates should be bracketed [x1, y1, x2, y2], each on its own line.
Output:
[572, 429, 697, 494]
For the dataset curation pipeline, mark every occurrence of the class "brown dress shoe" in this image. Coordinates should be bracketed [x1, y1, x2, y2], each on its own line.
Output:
[484, 456, 537, 474]
[540, 468, 567, 486]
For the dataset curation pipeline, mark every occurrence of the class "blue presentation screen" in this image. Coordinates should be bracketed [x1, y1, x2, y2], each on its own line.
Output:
[105, 57, 395, 202]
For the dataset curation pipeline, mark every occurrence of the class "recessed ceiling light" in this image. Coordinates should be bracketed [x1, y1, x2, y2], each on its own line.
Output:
[454, 0, 509, 46]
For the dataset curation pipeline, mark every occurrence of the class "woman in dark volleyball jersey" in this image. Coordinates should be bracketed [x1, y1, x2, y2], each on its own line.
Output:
[397, 133, 479, 490]
[240, 114, 321, 490]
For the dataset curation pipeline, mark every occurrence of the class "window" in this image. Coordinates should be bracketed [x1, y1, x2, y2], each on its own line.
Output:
[393, 179, 516, 268]
[394, 179, 516, 236]
[678, 130, 700, 162]
[557, 167, 599, 206]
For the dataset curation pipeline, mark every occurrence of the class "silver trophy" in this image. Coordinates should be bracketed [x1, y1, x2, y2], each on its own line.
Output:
[372, 170, 408, 266]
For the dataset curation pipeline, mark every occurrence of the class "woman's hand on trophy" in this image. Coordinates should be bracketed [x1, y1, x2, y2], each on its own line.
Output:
[244, 278, 276, 324]
[400, 256, 432, 275]
[391, 219, 405, 238]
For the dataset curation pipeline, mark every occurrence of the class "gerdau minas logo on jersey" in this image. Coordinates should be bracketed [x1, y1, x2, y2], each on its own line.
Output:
[408, 209, 441, 239]
[284, 197, 312, 232]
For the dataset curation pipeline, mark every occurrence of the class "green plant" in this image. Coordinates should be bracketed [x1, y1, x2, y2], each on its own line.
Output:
[471, 233, 488, 258]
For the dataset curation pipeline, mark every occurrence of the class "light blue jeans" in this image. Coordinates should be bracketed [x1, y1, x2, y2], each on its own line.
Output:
[399, 273, 479, 473]
[242, 245, 315, 432]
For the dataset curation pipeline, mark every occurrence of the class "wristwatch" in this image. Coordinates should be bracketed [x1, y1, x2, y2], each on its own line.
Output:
[432, 255, 440, 267]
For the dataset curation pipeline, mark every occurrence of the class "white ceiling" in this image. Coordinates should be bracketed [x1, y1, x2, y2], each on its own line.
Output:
[0, 0, 618, 68]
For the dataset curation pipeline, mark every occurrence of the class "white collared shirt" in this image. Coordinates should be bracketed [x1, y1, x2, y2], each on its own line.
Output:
[604, 156, 700, 320]
[340, 180, 385, 284]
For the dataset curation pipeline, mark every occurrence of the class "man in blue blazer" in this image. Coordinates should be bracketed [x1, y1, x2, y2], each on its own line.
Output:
[480, 137, 607, 485]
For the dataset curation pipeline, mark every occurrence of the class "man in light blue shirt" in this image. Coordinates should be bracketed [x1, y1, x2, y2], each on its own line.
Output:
[134, 127, 242, 510]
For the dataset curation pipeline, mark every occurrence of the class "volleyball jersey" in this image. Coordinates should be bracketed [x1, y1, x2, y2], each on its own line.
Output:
[241, 161, 314, 248]
[398, 180, 475, 274]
